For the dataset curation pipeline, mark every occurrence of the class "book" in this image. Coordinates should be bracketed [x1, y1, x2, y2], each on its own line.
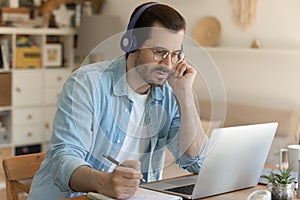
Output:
[0, 45, 3, 69]
[9, 0, 19, 8]
[87, 187, 182, 200]
[0, 39, 10, 71]
[0, 44, 9, 71]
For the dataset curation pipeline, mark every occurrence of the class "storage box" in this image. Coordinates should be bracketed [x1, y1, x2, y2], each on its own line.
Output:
[15, 46, 41, 68]
[0, 7, 30, 26]
[0, 73, 11, 106]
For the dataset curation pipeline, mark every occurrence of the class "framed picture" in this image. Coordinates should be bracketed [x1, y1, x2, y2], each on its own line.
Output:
[43, 44, 62, 67]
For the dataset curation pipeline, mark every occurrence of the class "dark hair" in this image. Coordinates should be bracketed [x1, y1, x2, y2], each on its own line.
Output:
[127, 2, 186, 53]
[131, 2, 186, 31]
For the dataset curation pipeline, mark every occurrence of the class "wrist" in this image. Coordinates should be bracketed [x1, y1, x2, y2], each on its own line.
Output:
[93, 170, 112, 194]
[174, 90, 194, 106]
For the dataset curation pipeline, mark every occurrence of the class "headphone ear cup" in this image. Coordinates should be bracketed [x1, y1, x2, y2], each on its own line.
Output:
[120, 30, 137, 53]
[121, 3, 160, 53]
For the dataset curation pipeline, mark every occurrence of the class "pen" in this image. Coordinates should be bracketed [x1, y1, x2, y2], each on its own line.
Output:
[102, 153, 124, 166]
[103, 153, 146, 183]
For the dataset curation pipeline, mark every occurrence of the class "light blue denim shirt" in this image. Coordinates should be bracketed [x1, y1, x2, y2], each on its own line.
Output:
[29, 56, 208, 199]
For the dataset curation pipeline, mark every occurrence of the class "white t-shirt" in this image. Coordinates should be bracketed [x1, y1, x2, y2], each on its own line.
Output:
[109, 85, 151, 171]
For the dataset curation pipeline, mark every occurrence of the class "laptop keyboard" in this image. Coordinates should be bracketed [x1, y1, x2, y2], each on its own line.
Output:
[166, 184, 195, 195]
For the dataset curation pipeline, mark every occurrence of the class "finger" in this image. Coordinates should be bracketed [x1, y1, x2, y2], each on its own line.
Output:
[171, 64, 185, 78]
[185, 63, 196, 73]
[112, 178, 139, 199]
[113, 177, 140, 188]
[170, 68, 179, 78]
[115, 166, 143, 179]
[123, 177, 141, 187]
[176, 64, 187, 78]
[116, 186, 139, 200]
[122, 160, 141, 172]
[114, 188, 137, 200]
[122, 170, 142, 180]
[123, 185, 139, 194]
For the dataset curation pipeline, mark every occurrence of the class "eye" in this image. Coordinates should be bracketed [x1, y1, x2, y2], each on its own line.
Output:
[173, 51, 184, 57]
[172, 50, 183, 56]
[154, 48, 167, 54]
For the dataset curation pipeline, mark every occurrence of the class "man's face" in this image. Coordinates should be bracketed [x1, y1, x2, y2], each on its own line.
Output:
[133, 26, 184, 87]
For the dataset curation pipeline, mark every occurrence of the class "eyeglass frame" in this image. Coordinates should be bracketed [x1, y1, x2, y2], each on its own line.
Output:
[150, 48, 185, 64]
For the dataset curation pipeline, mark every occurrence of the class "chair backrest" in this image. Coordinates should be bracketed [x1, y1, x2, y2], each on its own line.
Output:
[2, 152, 45, 200]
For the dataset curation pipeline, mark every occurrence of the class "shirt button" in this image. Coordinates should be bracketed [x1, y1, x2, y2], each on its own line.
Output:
[101, 167, 105, 171]
[125, 108, 128, 112]
[116, 139, 121, 144]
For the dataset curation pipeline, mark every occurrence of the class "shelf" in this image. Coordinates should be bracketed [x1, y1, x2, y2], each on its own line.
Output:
[0, 107, 11, 112]
[0, 26, 75, 35]
[0, 143, 11, 149]
[0, 70, 11, 73]
[0, 26, 75, 156]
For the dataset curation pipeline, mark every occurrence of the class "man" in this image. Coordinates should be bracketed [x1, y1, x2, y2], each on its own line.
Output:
[29, 2, 208, 199]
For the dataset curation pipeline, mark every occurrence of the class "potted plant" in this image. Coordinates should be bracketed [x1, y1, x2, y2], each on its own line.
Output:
[261, 167, 295, 200]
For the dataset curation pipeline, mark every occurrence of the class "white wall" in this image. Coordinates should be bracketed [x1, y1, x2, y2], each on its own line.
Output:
[100, 0, 300, 109]
[207, 49, 300, 109]
[101, 0, 300, 49]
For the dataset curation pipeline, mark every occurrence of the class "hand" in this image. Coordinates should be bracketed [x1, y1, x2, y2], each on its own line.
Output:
[105, 160, 143, 199]
[167, 60, 197, 97]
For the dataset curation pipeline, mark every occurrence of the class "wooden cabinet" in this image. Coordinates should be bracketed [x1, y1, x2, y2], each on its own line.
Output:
[0, 27, 75, 157]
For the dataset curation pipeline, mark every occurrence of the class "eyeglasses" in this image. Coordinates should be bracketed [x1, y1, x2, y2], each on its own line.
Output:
[152, 48, 185, 64]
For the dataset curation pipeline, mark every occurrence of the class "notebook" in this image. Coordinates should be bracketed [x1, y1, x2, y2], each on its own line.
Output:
[87, 187, 182, 200]
[141, 122, 278, 199]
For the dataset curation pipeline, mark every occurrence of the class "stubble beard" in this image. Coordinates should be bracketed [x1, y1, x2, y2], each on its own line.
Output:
[135, 64, 171, 87]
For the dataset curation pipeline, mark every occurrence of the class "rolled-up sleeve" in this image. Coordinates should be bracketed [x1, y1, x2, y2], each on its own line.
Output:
[176, 137, 209, 173]
[47, 72, 95, 192]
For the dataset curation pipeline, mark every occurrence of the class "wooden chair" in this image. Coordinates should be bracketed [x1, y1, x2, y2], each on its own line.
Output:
[2, 152, 46, 200]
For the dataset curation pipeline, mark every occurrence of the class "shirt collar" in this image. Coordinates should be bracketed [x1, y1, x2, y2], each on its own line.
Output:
[112, 56, 127, 96]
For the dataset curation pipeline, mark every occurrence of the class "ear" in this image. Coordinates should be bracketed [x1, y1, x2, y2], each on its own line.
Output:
[128, 49, 139, 58]
[126, 51, 136, 71]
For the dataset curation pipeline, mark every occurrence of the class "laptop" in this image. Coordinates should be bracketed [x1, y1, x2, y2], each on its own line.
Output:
[141, 122, 278, 199]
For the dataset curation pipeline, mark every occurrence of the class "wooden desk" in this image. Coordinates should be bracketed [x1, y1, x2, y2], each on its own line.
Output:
[63, 184, 300, 200]
[63, 166, 296, 200]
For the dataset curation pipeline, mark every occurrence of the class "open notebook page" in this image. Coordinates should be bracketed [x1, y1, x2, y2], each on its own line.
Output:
[87, 187, 182, 200]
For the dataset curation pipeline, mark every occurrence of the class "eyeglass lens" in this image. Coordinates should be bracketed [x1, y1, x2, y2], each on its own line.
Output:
[153, 49, 185, 64]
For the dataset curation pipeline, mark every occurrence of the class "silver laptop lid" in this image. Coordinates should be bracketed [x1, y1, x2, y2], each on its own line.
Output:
[192, 122, 278, 199]
[141, 123, 277, 199]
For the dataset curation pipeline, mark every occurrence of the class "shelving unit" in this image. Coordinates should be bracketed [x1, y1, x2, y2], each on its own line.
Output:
[0, 26, 75, 182]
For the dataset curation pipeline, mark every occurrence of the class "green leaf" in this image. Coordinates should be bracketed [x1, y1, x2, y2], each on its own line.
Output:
[261, 167, 295, 185]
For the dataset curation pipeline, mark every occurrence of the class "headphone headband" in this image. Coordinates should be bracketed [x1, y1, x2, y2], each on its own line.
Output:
[127, 2, 160, 30]
[121, 2, 161, 53]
